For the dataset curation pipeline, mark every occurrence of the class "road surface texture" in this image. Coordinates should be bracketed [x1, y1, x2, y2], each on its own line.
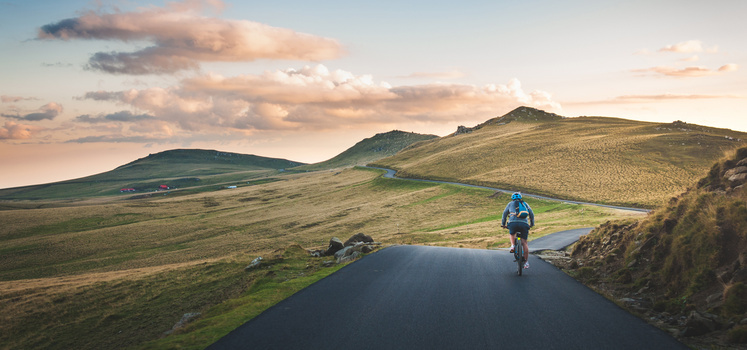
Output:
[527, 227, 594, 252]
[209, 245, 686, 349]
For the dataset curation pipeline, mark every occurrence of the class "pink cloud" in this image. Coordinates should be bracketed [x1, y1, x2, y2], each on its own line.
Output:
[0, 121, 44, 139]
[659, 40, 704, 53]
[1, 95, 39, 103]
[398, 70, 467, 80]
[38, 0, 344, 75]
[2, 102, 63, 121]
[565, 93, 742, 106]
[80, 64, 561, 133]
[632, 64, 738, 78]
[719, 63, 739, 72]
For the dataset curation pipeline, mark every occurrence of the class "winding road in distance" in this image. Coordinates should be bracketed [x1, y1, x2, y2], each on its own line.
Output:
[207, 167, 680, 349]
[366, 166, 651, 213]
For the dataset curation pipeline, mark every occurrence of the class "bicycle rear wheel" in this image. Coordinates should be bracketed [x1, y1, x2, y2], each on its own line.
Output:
[515, 239, 524, 276]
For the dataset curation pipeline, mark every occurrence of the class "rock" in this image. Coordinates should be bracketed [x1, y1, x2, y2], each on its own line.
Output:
[728, 173, 747, 183]
[729, 267, 747, 284]
[681, 311, 720, 337]
[344, 233, 374, 247]
[724, 166, 747, 178]
[706, 292, 724, 309]
[334, 246, 352, 260]
[324, 237, 345, 256]
[322, 260, 335, 267]
[164, 312, 201, 335]
[453, 125, 474, 135]
[244, 257, 263, 271]
[627, 259, 638, 268]
[338, 251, 362, 264]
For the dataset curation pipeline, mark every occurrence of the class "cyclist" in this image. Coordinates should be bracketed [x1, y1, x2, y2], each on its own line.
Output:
[501, 192, 535, 269]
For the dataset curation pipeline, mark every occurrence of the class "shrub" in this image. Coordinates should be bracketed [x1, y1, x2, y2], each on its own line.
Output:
[723, 283, 747, 317]
[728, 325, 747, 344]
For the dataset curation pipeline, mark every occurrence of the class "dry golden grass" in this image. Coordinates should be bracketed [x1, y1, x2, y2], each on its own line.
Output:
[0, 167, 642, 349]
[373, 117, 747, 208]
[0, 167, 638, 282]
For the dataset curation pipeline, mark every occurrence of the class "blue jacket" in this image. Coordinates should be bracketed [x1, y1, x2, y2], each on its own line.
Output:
[501, 200, 535, 227]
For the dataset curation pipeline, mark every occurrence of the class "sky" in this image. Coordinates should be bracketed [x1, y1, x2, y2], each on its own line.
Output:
[1, 0, 746, 189]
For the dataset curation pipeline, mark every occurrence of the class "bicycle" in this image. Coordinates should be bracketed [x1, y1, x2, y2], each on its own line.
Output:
[514, 235, 525, 276]
[502, 225, 526, 276]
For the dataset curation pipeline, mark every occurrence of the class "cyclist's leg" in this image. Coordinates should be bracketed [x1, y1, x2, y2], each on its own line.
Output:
[516, 224, 530, 262]
[507, 223, 518, 251]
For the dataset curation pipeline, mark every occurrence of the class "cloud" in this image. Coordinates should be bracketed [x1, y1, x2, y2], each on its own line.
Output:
[37, 0, 344, 75]
[1, 95, 38, 103]
[0, 121, 44, 139]
[398, 70, 467, 80]
[659, 40, 704, 53]
[632, 64, 739, 78]
[719, 63, 739, 72]
[81, 64, 561, 133]
[2, 102, 63, 121]
[565, 93, 742, 106]
[76, 111, 155, 123]
[41, 62, 74, 68]
[65, 135, 167, 144]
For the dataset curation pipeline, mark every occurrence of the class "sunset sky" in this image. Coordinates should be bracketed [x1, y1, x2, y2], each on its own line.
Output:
[1, 0, 746, 189]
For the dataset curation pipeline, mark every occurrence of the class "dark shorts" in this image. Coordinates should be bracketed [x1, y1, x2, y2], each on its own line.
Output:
[508, 222, 529, 240]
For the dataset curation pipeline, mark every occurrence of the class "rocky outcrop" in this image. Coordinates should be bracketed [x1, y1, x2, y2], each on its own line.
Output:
[344, 233, 374, 247]
[244, 256, 263, 271]
[548, 147, 747, 348]
[453, 125, 474, 136]
[309, 233, 380, 263]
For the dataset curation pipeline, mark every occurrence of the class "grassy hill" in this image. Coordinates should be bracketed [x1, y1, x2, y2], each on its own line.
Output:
[292, 130, 438, 171]
[563, 147, 747, 345]
[0, 166, 638, 349]
[371, 106, 747, 208]
[0, 149, 304, 201]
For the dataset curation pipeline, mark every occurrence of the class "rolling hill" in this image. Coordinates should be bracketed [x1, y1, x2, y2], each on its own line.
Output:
[0, 149, 305, 201]
[564, 147, 747, 344]
[291, 130, 438, 171]
[370, 106, 747, 208]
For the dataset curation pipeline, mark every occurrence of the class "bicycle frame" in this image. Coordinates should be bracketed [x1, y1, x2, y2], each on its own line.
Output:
[514, 236, 525, 276]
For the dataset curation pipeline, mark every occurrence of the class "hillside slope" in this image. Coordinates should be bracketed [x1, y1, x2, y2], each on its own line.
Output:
[562, 147, 747, 346]
[371, 106, 747, 207]
[0, 149, 304, 200]
[292, 130, 438, 171]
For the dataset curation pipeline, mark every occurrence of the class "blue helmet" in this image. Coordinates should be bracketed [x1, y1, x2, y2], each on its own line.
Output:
[511, 192, 522, 200]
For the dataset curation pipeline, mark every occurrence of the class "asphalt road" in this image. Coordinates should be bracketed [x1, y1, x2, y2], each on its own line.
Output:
[527, 227, 594, 252]
[209, 244, 686, 349]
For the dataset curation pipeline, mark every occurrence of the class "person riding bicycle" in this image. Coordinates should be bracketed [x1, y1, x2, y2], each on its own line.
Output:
[501, 192, 535, 269]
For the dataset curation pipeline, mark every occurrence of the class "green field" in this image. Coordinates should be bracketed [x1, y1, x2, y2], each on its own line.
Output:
[0, 167, 641, 349]
[2, 107, 745, 349]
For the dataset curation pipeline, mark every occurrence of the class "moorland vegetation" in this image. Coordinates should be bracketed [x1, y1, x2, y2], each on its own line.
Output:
[0, 166, 639, 349]
[557, 147, 747, 347]
[2, 107, 746, 349]
[372, 106, 747, 208]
